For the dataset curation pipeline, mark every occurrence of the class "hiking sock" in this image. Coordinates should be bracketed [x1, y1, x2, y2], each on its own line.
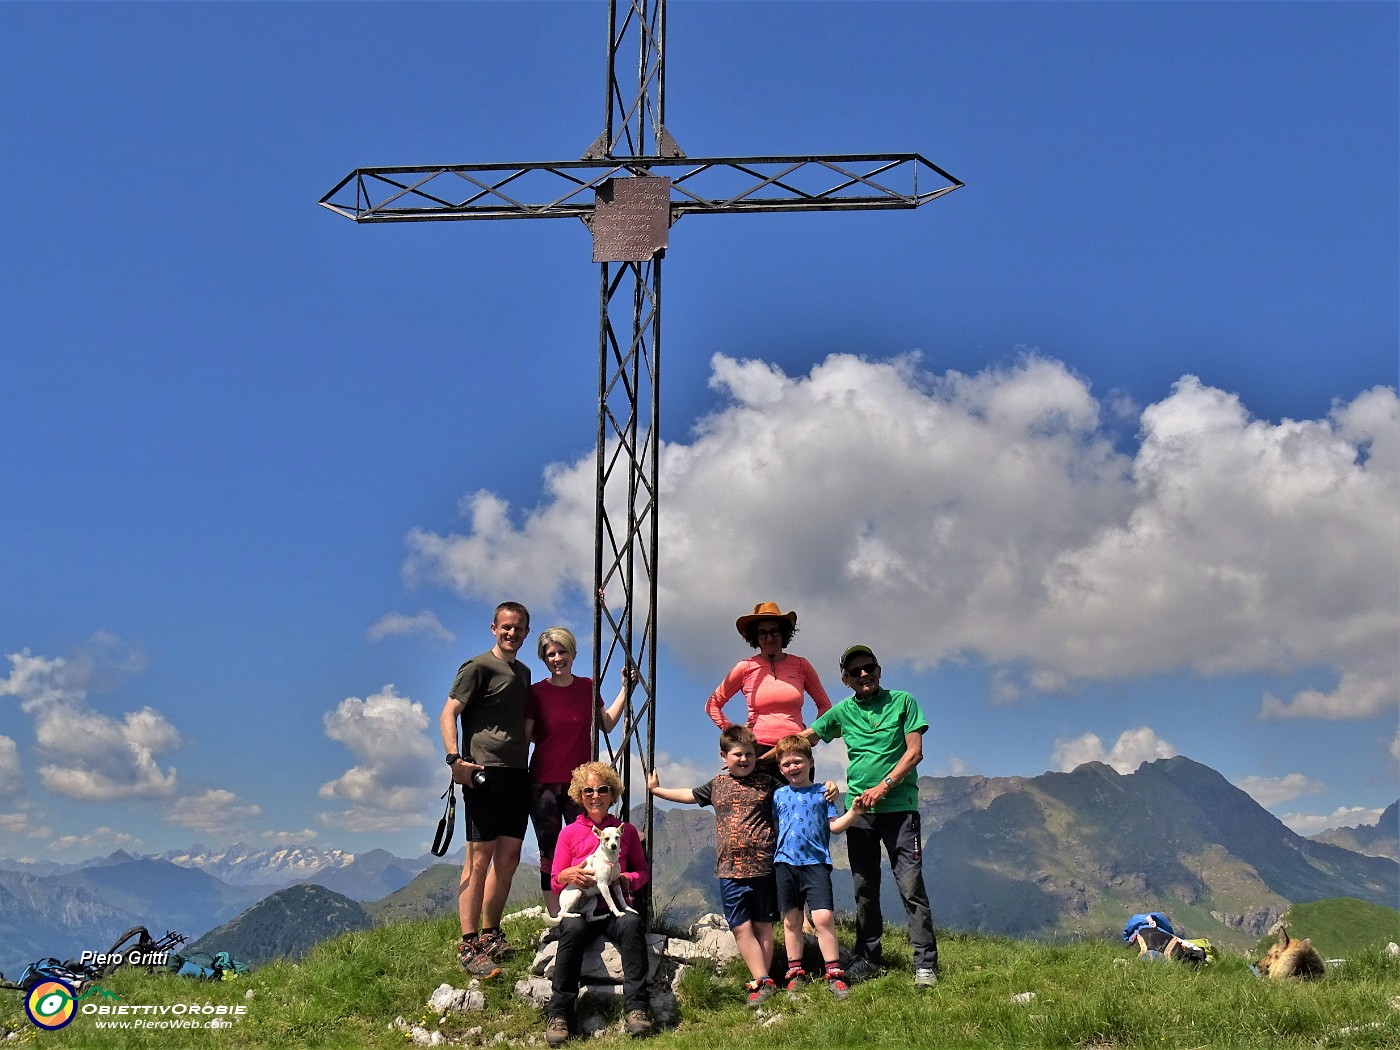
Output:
[823, 961, 842, 977]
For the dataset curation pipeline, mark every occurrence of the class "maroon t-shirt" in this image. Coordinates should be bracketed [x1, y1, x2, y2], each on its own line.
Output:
[527, 677, 602, 783]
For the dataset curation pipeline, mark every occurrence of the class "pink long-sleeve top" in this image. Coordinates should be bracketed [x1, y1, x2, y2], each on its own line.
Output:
[549, 813, 649, 903]
[704, 654, 833, 748]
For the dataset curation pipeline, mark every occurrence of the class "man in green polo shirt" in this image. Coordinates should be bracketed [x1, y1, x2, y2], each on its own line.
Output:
[804, 644, 939, 987]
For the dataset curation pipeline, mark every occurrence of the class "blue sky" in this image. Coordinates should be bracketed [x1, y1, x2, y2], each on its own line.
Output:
[1, 0, 1396, 864]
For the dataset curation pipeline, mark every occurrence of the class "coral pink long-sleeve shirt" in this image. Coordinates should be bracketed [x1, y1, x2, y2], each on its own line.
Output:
[704, 654, 832, 747]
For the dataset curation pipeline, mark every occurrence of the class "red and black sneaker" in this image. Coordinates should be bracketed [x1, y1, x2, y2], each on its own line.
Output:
[745, 977, 777, 1008]
[825, 969, 850, 1000]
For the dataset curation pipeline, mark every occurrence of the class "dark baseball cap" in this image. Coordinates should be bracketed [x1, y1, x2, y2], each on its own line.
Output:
[840, 644, 877, 671]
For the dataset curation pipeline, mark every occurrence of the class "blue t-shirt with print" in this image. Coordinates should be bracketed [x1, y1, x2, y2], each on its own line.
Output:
[774, 783, 840, 866]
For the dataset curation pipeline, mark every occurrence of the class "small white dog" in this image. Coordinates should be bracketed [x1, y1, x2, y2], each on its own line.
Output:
[547, 825, 637, 925]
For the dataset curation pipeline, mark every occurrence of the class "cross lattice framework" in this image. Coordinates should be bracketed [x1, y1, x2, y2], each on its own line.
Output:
[321, 0, 960, 905]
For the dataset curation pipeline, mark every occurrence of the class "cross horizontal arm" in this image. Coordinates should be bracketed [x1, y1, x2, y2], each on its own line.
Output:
[318, 153, 961, 223]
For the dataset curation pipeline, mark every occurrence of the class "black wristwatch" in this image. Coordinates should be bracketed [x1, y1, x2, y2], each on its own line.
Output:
[445, 753, 461, 765]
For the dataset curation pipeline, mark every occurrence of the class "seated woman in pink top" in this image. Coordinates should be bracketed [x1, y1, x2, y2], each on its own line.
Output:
[705, 602, 832, 778]
[528, 626, 630, 916]
[545, 761, 651, 1042]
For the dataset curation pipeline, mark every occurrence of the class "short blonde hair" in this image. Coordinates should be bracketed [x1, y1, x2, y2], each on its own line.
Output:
[567, 761, 624, 806]
[537, 626, 578, 662]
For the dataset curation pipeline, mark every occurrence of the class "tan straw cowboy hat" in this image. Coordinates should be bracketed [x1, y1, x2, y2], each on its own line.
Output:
[735, 601, 798, 638]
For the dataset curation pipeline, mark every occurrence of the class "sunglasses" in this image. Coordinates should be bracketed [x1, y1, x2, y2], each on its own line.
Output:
[845, 663, 880, 678]
[581, 786, 613, 796]
[755, 628, 783, 639]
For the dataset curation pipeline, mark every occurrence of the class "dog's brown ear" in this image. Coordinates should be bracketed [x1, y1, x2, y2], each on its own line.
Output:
[592, 825, 604, 840]
[1276, 925, 1292, 949]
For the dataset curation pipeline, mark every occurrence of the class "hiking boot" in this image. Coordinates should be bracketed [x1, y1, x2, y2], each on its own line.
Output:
[623, 1009, 653, 1037]
[825, 969, 850, 1000]
[844, 956, 881, 982]
[915, 966, 939, 988]
[783, 966, 808, 991]
[480, 929, 512, 960]
[458, 941, 501, 979]
[544, 1016, 571, 1047]
[745, 977, 777, 1007]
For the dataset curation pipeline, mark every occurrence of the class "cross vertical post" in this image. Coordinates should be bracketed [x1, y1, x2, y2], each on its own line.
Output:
[586, 1, 677, 908]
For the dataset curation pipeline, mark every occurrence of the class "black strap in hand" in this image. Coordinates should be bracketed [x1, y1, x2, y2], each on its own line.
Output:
[431, 780, 456, 857]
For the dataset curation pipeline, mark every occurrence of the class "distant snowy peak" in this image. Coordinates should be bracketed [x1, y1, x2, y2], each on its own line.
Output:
[157, 843, 356, 886]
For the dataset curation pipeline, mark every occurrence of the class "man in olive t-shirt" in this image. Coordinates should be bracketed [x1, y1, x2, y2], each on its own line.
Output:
[439, 601, 532, 977]
[804, 644, 939, 987]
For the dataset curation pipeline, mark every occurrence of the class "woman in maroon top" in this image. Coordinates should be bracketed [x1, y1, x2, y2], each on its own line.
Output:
[527, 626, 630, 916]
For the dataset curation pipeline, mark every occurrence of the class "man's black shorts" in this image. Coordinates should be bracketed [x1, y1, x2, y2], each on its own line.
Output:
[461, 767, 531, 841]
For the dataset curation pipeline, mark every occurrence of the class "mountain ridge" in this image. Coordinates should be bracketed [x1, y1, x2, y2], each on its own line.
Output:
[642, 755, 1398, 951]
[3, 755, 1393, 973]
[1310, 800, 1399, 861]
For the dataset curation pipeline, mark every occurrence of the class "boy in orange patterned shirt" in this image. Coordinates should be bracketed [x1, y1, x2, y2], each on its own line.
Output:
[648, 725, 782, 1007]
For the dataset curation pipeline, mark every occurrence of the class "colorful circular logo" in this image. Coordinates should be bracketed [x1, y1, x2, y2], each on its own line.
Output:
[25, 979, 77, 1030]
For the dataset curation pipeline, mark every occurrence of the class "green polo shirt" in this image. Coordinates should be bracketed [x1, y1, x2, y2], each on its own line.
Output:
[810, 687, 928, 813]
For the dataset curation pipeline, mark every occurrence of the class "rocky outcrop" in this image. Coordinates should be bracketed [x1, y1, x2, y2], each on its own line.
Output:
[512, 912, 742, 1030]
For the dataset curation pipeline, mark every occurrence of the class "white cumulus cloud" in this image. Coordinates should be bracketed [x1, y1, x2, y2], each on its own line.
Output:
[1233, 773, 1325, 809]
[261, 828, 318, 846]
[0, 736, 19, 796]
[643, 751, 720, 808]
[367, 610, 454, 644]
[48, 826, 142, 855]
[401, 353, 1397, 724]
[319, 685, 439, 832]
[1051, 726, 1177, 774]
[164, 789, 264, 835]
[0, 811, 52, 839]
[2, 642, 180, 800]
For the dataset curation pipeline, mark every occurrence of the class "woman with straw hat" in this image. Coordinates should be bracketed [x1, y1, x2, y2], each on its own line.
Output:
[704, 601, 832, 777]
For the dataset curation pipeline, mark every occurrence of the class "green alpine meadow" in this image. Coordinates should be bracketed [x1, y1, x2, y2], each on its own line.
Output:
[6, 901, 1397, 1049]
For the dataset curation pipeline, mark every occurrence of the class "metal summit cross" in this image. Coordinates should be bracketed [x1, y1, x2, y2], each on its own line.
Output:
[320, 0, 961, 877]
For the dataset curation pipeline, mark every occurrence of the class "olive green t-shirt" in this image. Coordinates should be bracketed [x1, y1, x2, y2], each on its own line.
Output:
[810, 687, 928, 813]
[449, 651, 531, 769]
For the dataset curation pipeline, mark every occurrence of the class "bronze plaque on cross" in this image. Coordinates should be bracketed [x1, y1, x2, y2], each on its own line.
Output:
[592, 176, 671, 263]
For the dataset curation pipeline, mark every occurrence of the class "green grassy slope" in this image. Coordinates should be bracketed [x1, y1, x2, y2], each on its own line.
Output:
[5, 907, 1398, 1050]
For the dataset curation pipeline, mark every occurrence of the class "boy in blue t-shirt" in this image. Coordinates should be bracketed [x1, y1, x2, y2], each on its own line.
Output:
[772, 734, 863, 999]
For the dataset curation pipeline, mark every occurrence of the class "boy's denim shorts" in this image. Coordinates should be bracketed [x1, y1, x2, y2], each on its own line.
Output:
[774, 861, 834, 914]
[719, 873, 779, 929]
